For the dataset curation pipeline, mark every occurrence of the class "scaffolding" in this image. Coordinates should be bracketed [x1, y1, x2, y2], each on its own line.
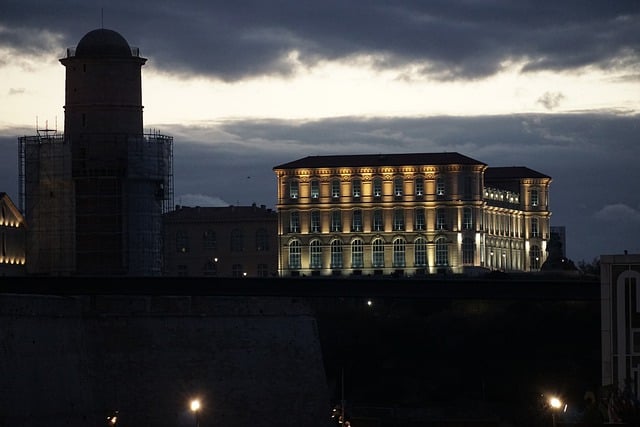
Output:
[18, 129, 173, 276]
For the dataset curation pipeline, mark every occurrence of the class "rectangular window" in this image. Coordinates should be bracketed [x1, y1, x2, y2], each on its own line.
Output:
[436, 209, 446, 230]
[331, 210, 342, 232]
[331, 179, 341, 199]
[289, 179, 299, 199]
[257, 263, 269, 277]
[203, 230, 216, 249]
[531, 217, 539, 237]
[351, 209, 362, 232]
[394, 176, 403, 197]
[393, 208, 404, 231]
[176, 231, 189, 253]
[415, 177, 424, 197]
[310, 210, 321, 232]
[373, 209, 383, 231]
[310, 179, 320, 199]
[373, 177, 382, 198]
[463, 207, 473, 230]
[437, 177, 445, 196]
[415, 208, 425, 231]
[531, 189, 539, 207]
[289, 211, 300, 233]
[352, 178, 361, 199]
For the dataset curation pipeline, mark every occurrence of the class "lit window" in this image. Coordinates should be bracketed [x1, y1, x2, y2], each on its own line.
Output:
[310, 179, 320, 199]
[352, 178, 361, 198]
[415, 177, 424, 197]
[394, 176, 403, 197]
[435, 237, 448, 266]
[372, 238, 385, 267]
[351, 239, 364, 268]
[463, 207, 473, 230]
[436, 177, 445, 196]
[414, 237, 427, 267]
[331, 178, 341, 199]
[289, 241, 301, 269]
[331, 240, 343, 268]
[531, 217, 539, 237]
[289, 179, 299, 199]
[310, 240, 322, 269]
[531, 189, 539, 207]
[373, 177, 382, 198]
[393, 238, 405, 267]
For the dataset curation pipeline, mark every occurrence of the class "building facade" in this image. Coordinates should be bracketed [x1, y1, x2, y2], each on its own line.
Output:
[162, 204, 278, 277]
[18, 28, 173, 276]
[601, 253, 640, 401]
[273, 152, 551, 277]
[0, 193, 26, 276]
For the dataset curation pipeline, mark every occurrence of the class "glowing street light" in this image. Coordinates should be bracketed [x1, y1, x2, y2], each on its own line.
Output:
[190, 399, 201, 427]
[548, 395, 566, 427]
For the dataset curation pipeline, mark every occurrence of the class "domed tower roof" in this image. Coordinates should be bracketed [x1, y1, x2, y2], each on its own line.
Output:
[75, 28, 132, 58]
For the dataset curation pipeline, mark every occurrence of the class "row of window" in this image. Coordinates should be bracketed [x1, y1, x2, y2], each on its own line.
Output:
[288, 175, 475, 200]
[288, 239, 544, 271]
[287, 207, 475, 233]
[175, 228, 270, 253]
[288, 236, 457, 269]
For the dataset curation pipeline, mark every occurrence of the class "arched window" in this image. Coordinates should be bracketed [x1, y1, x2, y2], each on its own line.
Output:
[331, 240, 343, 268]
[531, 217, 539, 237]
[310, 240, 322, 269]
[393, 238, 406, 267]
[414, 237, 427, 267]
[351, 239, 364, 268]
[372, 238, 385, 267]
[462, 237, 475, 264]
[435, 237, 448, 266]
[530, 245, 541, 270]
[288, 240, 301, 269]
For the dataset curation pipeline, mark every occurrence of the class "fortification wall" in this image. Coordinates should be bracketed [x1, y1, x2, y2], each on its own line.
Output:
[0, 294, 331, 427]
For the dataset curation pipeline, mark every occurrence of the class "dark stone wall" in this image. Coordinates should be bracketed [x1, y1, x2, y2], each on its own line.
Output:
[0, 294, 332, 427]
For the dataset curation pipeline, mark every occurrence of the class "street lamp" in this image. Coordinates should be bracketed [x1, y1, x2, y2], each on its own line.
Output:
[548, 396, 566, 427]
[190, 399, 201, 427]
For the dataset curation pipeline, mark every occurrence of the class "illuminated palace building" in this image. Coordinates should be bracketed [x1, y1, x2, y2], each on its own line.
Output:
[273, 153, 551, 277]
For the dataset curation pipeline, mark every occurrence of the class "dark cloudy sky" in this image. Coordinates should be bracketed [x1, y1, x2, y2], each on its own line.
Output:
[0, 0, 638, 263]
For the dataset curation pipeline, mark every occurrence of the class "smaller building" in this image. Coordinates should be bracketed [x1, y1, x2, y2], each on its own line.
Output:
[601, 253, 640, 403]
[0, 193, 26, 276]
[162, 204, 278, 277]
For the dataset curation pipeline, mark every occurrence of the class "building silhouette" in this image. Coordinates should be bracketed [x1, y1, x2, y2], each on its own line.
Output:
[273, 153, 551, 277]
[162, 204, 278, 277]
[18, 28, 173, 276]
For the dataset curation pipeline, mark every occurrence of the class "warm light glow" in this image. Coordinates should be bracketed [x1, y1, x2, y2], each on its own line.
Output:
[549, 396, 562, 409]
[190, 399, 201, 412]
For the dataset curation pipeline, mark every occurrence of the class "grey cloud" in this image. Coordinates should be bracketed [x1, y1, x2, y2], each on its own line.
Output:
[594, 203, 640, 222]
[537, 92, 565, 110]
[0, 0, 637, 81]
